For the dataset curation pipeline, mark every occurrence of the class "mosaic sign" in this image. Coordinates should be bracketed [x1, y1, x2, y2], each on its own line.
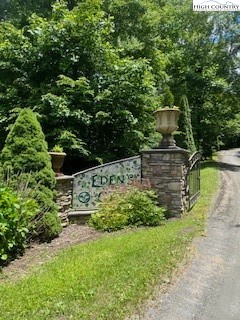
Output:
[72, 156, 141, 210]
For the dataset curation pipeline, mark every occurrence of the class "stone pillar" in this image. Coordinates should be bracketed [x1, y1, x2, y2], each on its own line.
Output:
[141, 148, 189, 217]
[56, 175, 74, 226]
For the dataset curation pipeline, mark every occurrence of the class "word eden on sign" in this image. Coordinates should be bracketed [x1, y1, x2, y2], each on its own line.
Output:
[72, 156, 141, 210]
[193, 0, 240, 11]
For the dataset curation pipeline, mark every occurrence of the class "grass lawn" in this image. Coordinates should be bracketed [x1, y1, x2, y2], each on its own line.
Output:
[0, 161, 219, 320]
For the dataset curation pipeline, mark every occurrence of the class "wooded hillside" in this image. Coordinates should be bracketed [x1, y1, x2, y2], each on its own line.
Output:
[0, 0, 239, 172]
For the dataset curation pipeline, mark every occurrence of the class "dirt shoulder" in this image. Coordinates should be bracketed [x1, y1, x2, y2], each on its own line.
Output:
[0, 224, 102, 283]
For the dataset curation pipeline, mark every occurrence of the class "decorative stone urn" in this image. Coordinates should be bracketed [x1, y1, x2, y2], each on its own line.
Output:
[49, 152, 66, 176]
[154, 107, 181, 148]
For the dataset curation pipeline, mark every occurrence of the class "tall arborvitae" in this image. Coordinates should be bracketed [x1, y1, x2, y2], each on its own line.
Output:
[1, 108, 62, 241]
[162, 86, 174, 107]
[181, 95, 196, 154]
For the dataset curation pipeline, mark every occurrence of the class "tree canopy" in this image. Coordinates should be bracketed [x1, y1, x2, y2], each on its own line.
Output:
[0, 0, 239, 170]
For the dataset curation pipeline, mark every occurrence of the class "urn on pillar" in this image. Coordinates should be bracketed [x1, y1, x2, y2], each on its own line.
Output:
[154, 107, 180, 148]
[49, 145, 66, 176]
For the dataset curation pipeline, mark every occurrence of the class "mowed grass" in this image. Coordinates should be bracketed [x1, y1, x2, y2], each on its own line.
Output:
[0, 161, 219, 320]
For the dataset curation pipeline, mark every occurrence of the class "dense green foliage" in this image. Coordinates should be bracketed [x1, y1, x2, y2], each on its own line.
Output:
[0, 185, 37, 266]
[0, 109, 62, 241]
[88, 186, 166, 231]
[0, 0, 239, 167]
[0, 1, 157, 171]
[105, 1, 240, 156]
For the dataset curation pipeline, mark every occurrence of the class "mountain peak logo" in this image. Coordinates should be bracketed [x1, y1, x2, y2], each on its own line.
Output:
[193, 0, 240, 11]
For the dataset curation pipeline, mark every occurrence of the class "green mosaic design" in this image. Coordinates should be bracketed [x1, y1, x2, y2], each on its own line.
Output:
[72, 156, 141, 210]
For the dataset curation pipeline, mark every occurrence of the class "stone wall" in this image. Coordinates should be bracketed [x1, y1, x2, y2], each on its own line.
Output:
[56, 175, 73, 226]
[55, 148, 190, 223]
[141, 148, 189, 216]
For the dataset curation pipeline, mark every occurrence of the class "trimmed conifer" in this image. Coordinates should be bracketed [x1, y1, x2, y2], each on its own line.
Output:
[1, 108, 62, 241]
[180, 95, 197, 154]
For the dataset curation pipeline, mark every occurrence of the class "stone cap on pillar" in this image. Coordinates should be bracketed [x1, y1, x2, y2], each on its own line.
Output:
[141, 147, 190, 155]
[56, 175, 74, 182]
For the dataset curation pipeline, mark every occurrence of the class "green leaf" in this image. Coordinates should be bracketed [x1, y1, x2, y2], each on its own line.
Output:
[1, 254, 8, 261]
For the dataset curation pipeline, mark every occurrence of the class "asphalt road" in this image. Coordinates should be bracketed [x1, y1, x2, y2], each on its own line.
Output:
[134, 149, 240, 320]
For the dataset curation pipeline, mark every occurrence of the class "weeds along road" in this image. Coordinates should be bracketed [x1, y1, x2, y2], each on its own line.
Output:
[137, 148, 240, 320]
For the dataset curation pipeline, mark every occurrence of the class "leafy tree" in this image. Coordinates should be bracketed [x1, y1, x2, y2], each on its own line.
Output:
[0, 0, 54, 24]
[155, 3, 240, 155]
[0, 108, 62, 241]
[0, 0, 80, 23]
[102, 0, 240, 155]
[102, 0, 169, 87]
[0, 0, 239, 161]
[0, 1, 158, 171]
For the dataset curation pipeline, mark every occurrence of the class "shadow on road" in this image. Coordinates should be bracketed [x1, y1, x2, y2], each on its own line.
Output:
[201, 151, 240, 172]
[200, 160, 240, 172]
[218, 161, 240, 172]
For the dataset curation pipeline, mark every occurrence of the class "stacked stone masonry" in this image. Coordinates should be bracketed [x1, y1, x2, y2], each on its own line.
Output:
[55, 148, 190, 223]
[141, 148, 190, 216]
[56, 175, 74, 226]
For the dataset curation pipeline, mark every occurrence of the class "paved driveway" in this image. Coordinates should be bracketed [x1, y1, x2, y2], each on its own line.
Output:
[134, 149, 240, 320]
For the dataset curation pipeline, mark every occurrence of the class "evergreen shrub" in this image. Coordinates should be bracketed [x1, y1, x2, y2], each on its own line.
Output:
[88, 185, 166, 232]
[0, 108, 62, 241]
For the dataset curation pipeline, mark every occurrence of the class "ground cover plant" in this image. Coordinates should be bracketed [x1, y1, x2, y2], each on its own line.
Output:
[0, 161, 219, 320]
[0, 108, 62, 241]
[0, 185, 38, 266]
[88, 185, 166, 231]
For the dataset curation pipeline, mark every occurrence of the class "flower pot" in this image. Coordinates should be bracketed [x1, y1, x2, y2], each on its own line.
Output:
[154, 108, 181, 148]
[49, 152, 66, 176]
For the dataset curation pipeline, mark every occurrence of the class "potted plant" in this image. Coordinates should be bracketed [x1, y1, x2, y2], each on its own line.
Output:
[154, 106, 181, 148]
[49, 145, 66, 176]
